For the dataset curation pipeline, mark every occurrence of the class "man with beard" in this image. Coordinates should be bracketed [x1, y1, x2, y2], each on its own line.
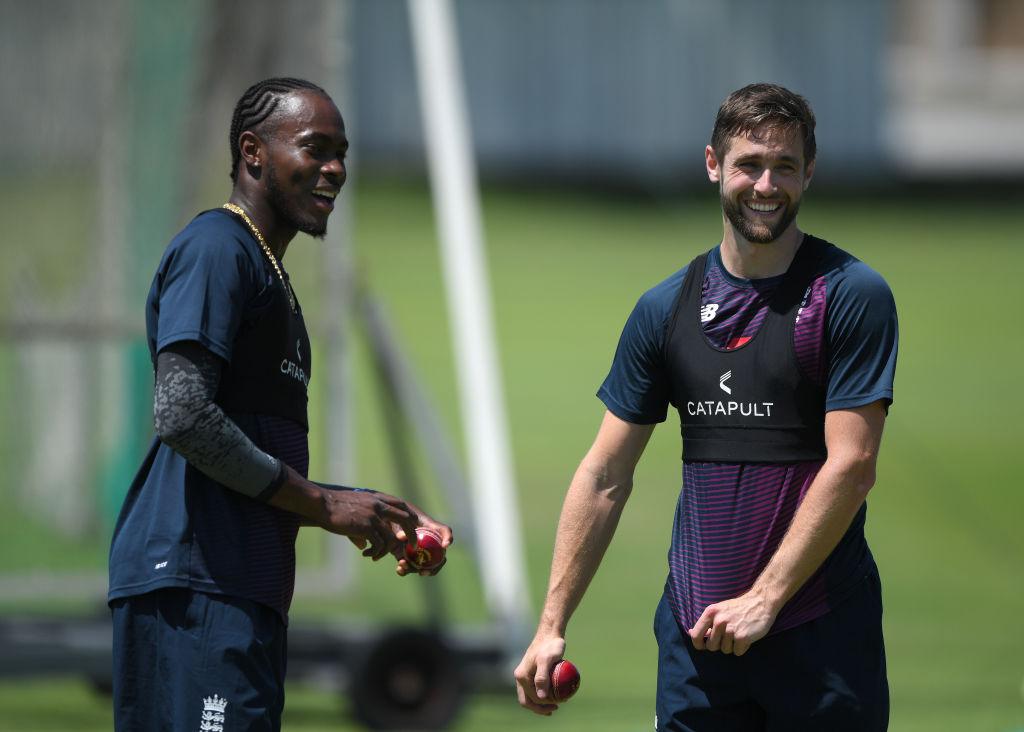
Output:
[514, 83, 898, 730]
[108, 78, 453, 732]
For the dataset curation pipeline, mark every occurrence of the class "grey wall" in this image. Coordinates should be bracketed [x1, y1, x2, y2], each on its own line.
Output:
[0, 0, 887, 189]
[350, 0, 887, 187]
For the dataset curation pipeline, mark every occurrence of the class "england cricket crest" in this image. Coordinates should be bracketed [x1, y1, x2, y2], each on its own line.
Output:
[199, 693, 227, 732]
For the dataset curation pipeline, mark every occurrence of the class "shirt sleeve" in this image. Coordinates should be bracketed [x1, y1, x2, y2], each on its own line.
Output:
[825, 261, 899, 412]
[596, 268, 686, 424]
[150, 218, 263, 362]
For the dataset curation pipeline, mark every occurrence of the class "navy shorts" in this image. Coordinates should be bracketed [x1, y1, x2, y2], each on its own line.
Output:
[111, 588, 287, 732]
[654, 570, 888, 732]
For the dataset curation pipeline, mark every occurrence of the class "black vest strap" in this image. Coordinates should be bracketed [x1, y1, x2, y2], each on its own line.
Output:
[665, 237, 827, 463]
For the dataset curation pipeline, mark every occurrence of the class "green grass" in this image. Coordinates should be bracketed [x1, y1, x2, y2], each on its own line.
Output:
[1, 180, 1022, 730]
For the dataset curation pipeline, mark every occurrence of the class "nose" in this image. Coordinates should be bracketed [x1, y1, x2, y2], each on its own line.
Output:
[322, 157, 347, 185]
[753, 167, 776, 194]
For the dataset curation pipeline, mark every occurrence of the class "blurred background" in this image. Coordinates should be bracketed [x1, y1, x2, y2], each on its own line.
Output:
[1, 1, 1022, 730]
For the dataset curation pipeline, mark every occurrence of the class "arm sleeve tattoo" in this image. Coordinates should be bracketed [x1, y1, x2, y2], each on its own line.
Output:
[153, 341, 286, 500]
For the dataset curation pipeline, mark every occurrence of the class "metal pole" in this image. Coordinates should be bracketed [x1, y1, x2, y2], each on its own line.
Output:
[406, 0, 530, 650]
[318, 0, 358, 593]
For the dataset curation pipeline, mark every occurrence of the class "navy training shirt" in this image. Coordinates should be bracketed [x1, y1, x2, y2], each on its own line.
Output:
[597, 238, 898, 634]
[108, 209, 311, 623]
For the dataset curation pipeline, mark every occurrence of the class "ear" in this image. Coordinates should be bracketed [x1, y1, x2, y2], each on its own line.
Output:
[803, 158, 815, 190]
[706, 145, 721, 183]
[238, 130, 263, 170]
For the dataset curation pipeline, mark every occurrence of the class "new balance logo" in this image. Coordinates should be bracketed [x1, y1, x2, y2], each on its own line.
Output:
[700, 303, 719, 323]
[719, 371, 732, 395]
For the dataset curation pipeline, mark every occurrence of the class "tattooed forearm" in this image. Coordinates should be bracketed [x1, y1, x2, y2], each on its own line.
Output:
[154, 342, 283, 499]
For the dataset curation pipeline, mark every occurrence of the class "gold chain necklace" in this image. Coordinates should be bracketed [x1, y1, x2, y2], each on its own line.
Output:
[222, 203, 297, 312]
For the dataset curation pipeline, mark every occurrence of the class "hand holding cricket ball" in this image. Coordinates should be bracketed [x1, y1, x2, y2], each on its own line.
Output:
[405, 526, 446, 571]
[513, 639, 582, 713]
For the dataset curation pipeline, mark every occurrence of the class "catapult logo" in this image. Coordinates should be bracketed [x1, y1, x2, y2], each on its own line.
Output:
[280, 337, 309, 388]
[687, 369, 775, 417]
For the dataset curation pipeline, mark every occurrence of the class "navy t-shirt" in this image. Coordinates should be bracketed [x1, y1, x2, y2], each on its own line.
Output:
[108, 209, 310, 623]
[598, 238, 898, 634]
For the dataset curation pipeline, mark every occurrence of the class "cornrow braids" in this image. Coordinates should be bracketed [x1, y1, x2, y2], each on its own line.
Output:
[229, 77, 328, 182]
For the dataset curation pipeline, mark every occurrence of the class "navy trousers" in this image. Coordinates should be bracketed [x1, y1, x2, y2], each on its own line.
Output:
[111, 588, 287, 732]
[654, 571, 889, 731]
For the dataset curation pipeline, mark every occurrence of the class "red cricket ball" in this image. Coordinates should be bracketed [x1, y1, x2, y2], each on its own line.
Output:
[405, 527, 445, 570]
[551, 659, 581, 702]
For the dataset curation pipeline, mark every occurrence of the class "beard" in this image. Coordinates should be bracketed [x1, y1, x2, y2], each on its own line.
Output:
[720, 188, 801, 244]
[265, 159, 328, 239]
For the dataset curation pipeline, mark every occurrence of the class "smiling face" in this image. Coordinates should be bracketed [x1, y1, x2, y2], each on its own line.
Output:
[707, 124, 814, 245]
[260, 91, 348, 239]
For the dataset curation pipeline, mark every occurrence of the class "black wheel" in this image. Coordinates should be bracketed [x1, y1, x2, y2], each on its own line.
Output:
[350, 628, 464, 730]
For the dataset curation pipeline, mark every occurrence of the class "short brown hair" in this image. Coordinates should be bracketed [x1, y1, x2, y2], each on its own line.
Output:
[710, 83, 816, 166]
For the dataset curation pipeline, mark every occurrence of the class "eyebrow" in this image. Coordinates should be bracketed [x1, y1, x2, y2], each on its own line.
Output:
[300, 130, 349, 152]
[734, 152, 800, 166]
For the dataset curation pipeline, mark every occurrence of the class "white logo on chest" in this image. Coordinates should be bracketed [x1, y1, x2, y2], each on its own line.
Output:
[686, 369, 775, 417]
[199, 694, 227, 732]
[280, 337, 308, 387]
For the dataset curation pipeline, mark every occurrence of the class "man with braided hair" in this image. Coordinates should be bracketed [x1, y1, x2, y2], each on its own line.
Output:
[515, 83, 897, 730]
[108, 77, 453, 731]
